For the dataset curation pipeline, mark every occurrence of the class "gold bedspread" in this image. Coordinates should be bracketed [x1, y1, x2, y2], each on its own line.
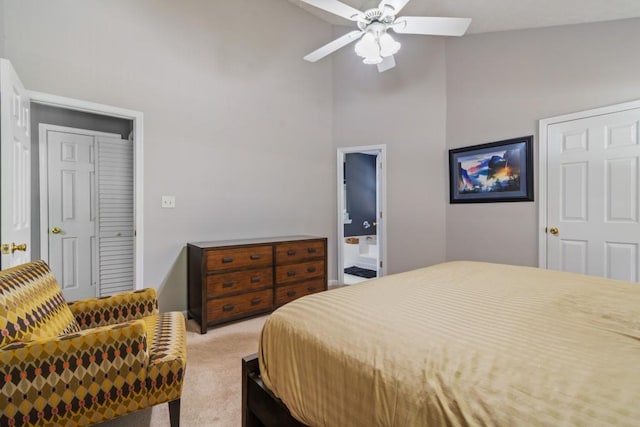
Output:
[258, 261, 640, 427]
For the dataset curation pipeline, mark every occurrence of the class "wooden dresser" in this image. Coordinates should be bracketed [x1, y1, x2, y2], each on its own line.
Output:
[187, 236, 327, 334]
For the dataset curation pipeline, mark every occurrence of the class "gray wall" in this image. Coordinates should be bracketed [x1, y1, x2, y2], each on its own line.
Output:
[3, 0, 334, 311]
[29, 103, 133, 259]
[445, 18, 640, 266]
[0, 0, 4, 58]
[333, 30, 448, 273]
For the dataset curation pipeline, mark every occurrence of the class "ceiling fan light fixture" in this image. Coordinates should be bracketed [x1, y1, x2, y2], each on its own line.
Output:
[354, 32, 379, 59]
[379, 32, 401, 57]
[355, 30, 399, 65]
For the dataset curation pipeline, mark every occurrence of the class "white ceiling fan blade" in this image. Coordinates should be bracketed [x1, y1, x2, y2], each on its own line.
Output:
[393, 16, 472, 36]
[377, 55, 396, 73]
[304, 30, 364, 62]
[379, 0, 412, 16]
[301, 0, 365, 22]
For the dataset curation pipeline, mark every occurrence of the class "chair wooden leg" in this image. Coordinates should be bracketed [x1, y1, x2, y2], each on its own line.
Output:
[168, 399, 181, 427]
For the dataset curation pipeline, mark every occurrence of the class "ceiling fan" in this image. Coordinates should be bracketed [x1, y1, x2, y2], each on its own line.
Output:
[301, 0, 471, 72]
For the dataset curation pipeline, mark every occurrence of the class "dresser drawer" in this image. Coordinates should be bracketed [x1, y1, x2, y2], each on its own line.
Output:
[207, 289, 273, 322]
[206, 245, 272, 271]
[276, 260, 325, 284]
[207, 267, 272, 296]
[275, 278, 324, 306]
[275, 240, 325, 264]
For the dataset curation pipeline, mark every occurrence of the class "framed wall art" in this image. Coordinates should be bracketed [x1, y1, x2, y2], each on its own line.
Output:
[449, 136, 534, 203]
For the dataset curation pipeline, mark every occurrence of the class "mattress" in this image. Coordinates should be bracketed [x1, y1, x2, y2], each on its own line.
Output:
[258, 261, 640, 427]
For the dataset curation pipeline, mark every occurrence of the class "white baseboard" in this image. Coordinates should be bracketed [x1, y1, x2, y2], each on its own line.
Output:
[328, 279, 339, 287]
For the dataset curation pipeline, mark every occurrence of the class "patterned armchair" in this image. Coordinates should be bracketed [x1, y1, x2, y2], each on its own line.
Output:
[0, 260, 186, 426]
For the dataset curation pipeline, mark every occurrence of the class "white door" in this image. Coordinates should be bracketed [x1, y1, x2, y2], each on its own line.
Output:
[47, 130, 97, 300]
[0, 59, 31, 268]
[546, 107, 640, 281]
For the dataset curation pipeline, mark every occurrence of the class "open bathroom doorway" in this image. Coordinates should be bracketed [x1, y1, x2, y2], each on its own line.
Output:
[337, 145, 387, 285]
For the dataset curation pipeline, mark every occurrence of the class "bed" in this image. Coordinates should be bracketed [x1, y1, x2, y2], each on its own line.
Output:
[242, 261, 640, 426]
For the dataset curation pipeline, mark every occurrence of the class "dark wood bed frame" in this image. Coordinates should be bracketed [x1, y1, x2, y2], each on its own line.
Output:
[242, 353, 307, 427]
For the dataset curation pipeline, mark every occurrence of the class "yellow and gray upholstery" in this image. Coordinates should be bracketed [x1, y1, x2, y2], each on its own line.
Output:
[0, 260, 186, 426]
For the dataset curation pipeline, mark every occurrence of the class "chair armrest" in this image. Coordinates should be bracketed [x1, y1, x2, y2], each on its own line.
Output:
[68, 288, 159, 329]
[0, 320, 149, 425]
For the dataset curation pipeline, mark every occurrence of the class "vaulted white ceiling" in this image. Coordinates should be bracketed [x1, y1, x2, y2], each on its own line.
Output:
[288, 0, 640, 33]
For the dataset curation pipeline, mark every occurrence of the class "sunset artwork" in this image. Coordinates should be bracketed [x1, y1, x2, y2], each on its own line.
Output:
[449, 136, 533, 203]
[457, 148, 522, 194]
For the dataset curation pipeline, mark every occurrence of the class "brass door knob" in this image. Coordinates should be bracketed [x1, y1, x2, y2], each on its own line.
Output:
[549, 227, 559, 236]
[11, 243, 27, 253]
[51, 227, 62, 234]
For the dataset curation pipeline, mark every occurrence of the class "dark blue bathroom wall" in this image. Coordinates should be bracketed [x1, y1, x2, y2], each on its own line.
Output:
[344, 153, 377, 237]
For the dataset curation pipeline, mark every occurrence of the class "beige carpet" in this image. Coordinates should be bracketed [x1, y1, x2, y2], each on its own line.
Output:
[97, 315, 267, 427]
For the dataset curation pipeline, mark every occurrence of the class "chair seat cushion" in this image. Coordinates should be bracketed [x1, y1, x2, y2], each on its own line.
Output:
[0, 261, 80, 348]
[142, 311, 187, 405]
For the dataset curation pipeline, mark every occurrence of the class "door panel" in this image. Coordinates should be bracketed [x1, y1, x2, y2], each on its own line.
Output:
[606, 157, 637, 222]
[61, 237, 79, 288]
[605, 242, 637, 282]
[547, 108, 640, 281]
[560, 240, 588, 275]
[561, 162, 588, 221]
[1, 59, 31, 268]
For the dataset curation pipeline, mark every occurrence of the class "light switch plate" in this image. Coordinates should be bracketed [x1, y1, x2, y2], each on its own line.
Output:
[161, 195, 176, 208]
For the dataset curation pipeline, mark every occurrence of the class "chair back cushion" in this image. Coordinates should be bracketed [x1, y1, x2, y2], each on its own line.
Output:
[0, 260, 80, 347]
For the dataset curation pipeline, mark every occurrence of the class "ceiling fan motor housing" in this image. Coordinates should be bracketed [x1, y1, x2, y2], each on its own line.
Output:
[357, 8, 395, 30]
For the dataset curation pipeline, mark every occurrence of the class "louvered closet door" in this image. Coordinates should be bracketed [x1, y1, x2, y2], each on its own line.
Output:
[97, 136, 134, 296]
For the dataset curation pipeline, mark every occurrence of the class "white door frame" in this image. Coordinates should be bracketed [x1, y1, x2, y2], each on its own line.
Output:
[538, 98, 640, 268]
[29, 90, 144, 289]
[337, 144, 387, 285]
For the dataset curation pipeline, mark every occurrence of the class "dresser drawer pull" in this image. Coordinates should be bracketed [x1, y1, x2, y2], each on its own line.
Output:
[287, 271, 297, 277]
[287, 291, 296, 297]
[222, 304, 235, 312]
[307, 248, 317, 254]
[307, 267, 317, 273]
[251, 276, 261, 283]
[287, 249, 297, 256]
[251, 297, 262, 305]
[222, 257, 234, 264]
[250, 254, 262, 260]
[307, 287, 317, 292]
[223, 281, 235, 288]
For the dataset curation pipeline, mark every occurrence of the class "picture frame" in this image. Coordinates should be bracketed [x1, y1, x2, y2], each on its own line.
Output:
[449, 136, 534, 203]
